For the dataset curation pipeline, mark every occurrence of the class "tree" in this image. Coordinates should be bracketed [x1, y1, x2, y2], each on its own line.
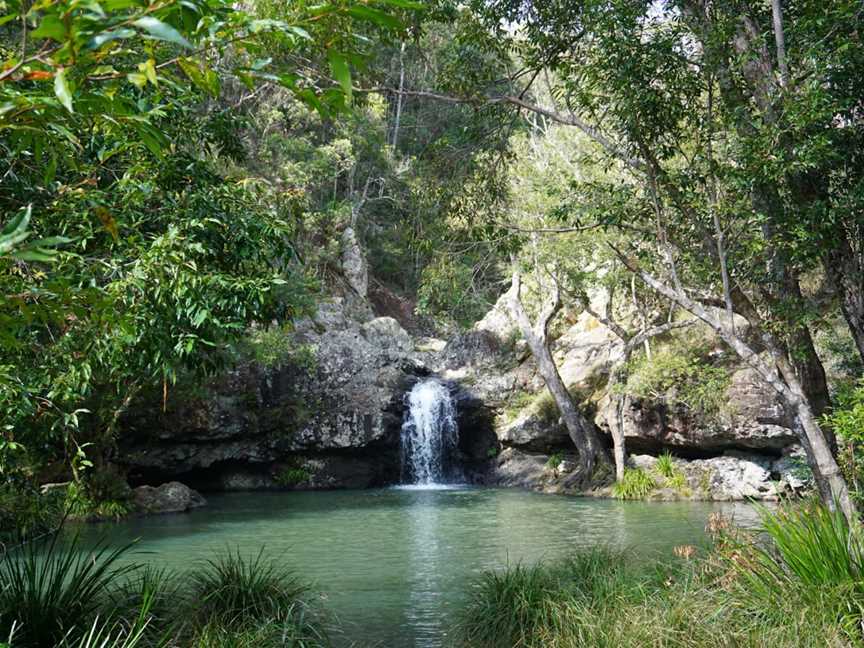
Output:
[0, 0, 417, 484]
[433, 0, 863, 520]
[508, 262, 607, 484]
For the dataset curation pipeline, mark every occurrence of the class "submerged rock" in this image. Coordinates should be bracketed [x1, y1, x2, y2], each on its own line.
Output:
[133, 481, 206, 515]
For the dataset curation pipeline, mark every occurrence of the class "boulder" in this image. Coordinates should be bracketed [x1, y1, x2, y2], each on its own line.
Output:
[498, 411, 570, 452]
[627, 452, 781, 501]
[684, 452, 777, 500]
[474, 287, 518, 341]
[491, 448, 551, 488]
[133, 482, 206, 515]
[361, 316, 413, 354]
[596, 362, 798, 455]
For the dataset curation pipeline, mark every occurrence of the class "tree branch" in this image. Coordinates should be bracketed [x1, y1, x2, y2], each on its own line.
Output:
[356, 86, 647, 173]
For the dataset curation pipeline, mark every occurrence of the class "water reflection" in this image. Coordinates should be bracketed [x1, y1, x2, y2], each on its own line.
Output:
[405, 490, 446, 647]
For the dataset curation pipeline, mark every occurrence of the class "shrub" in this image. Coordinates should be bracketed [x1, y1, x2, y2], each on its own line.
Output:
[188, 549, 312, 625]
[725, 503, 864, 622]
[274, 466, 312, 487]
[823, 379, 864, 504]
[546, 452, 564, 470]
[612, 468, 656, 500]
[0, 484, 64, 543]
[65, 482, 132, 522]
[0, 535, 137, 648]
[239, 328, 316, 372]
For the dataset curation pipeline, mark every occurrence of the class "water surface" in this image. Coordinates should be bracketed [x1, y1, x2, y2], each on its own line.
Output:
[79, 488, 758, 647]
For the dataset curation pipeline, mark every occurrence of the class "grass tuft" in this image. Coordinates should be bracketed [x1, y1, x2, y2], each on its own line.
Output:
[612, 468, 656, 499]
[189, 548, 312, 625]
[0, 534, 137, 648]
[722, 501, 864, 632]
[457, 504, 864, 648]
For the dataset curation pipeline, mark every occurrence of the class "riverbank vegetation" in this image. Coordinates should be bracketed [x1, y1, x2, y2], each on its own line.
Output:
[456, 503, 863, 648]
[0, 540, 331, 648]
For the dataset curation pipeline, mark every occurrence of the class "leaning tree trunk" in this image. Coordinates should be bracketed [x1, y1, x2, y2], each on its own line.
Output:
[580, 291, 695, 483]
[508, 267, 606, 484]
[617, 254, 858, 525]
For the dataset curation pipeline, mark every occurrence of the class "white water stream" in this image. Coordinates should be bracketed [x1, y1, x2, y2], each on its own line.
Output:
[400, 379, 460, 486]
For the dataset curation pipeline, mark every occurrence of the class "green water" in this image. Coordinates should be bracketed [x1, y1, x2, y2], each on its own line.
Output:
[80, 487, 758, 647]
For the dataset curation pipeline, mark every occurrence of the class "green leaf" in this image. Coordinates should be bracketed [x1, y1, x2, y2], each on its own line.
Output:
[31, 14, 67, 41]
[346, 6, 402, 30]
[88, 27, 136, 49]
[0, 206, 30, 238]
[327, 50, 352, 103]
[12, 248, 58, 262]
[133, 17, 192, 48]
[134, 122, 167, 157]
[288, 26, 312, 40]
[375, 0, 424, 8]
[0, 207, 31, 256]
[54, 68, 73, 113]
[103, 0, 139, 9]
[30, 236, 74, 247]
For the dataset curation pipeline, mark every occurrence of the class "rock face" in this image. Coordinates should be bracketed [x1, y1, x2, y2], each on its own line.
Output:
[133, 482, 206, 514]
[595, 364, 798, 455]
[120, 294, 497, 491]
[626, 449, 808, 501]
[341, 227, 368, 298]
[121, 299, 422, 489]
[118, 263, 810, 502]
[435, 289, 809, 501]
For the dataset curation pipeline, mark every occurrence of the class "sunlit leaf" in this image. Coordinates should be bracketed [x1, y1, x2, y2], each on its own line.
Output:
[88, 27, 136, 49]
[54, 68, 73, 113]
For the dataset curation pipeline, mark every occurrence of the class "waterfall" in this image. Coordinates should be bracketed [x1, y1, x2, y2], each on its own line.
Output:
[400, 379, 460, 486]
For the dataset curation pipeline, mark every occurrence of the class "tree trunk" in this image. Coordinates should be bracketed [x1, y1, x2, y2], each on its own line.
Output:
[508, 267, 606, 484]
[612, 389, 627, 482]
[825, 234, 864, 364]
[579, 292, 694, 483]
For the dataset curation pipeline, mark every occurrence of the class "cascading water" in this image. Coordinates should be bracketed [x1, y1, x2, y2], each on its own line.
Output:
[400, 379, 460, 486]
